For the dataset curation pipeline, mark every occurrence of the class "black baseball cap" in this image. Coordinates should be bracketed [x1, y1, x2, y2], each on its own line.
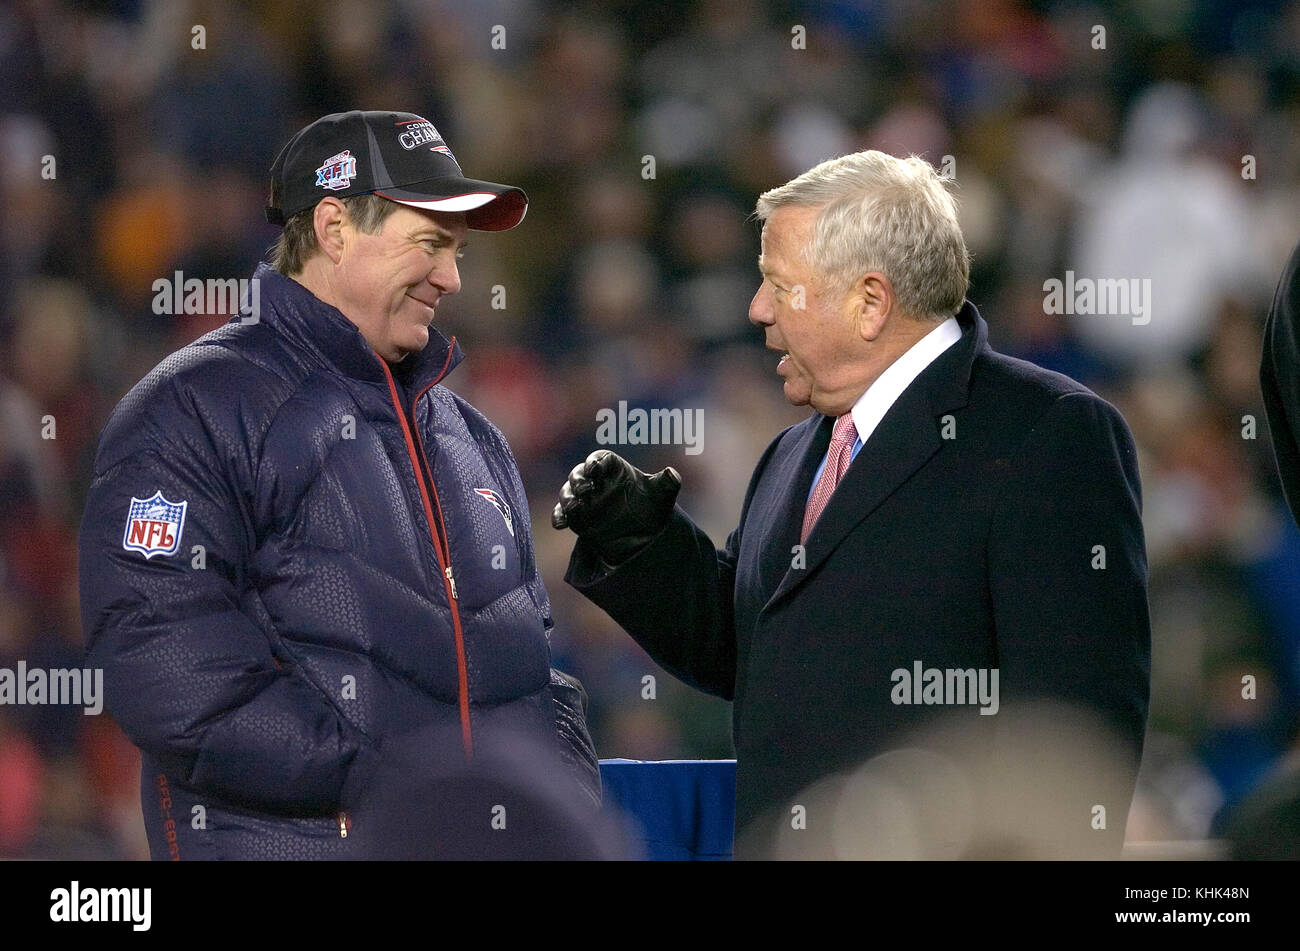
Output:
[265, 110, 527, 231]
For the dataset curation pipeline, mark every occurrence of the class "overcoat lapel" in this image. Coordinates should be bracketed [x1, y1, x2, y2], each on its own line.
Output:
[753, 413, 831, 603]
[762, 302, 987, 611]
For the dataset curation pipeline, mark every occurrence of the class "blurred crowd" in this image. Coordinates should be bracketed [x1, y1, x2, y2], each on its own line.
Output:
[2, 0, 1299, 859]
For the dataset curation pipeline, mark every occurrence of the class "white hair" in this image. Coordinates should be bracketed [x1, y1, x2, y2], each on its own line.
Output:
[755, 151, 970, 321]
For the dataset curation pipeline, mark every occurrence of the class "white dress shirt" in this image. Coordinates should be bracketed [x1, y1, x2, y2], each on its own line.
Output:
[808, 316, 963, 497]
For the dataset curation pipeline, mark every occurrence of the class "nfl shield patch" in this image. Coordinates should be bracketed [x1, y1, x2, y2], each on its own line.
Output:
[123, 491, 187, 559]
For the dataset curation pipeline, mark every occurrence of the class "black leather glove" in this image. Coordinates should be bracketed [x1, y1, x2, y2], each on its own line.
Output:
[550, 450, 681, 565]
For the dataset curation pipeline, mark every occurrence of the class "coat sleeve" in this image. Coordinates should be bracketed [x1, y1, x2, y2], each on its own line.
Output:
[986, 390, 1151, 854]
[78, 378, 379, 817]
[1261, 238, 1300, 529]
[566, 507, 740, 699]
[561, 435, 790, 701]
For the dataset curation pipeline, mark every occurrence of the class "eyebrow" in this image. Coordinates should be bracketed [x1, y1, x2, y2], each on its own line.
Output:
[409, 227, 468, 250]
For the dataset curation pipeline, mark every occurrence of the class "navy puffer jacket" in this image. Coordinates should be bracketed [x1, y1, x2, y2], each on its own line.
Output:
[78, 263, 599, 860]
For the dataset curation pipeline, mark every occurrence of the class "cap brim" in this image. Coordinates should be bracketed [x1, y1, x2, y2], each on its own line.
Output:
[375, 178, 527, 231]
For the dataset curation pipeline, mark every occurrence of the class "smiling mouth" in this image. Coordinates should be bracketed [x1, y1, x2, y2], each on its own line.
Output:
[406, 293, 437, 314]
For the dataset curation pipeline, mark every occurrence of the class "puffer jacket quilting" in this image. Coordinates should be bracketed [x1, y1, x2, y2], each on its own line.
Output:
[78, 263, 598, 859]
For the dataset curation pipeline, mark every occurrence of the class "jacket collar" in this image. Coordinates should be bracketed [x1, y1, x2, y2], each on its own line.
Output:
[925, 298, 985, 415]
[763, 300, 988, 610]
[240, 262, 465, 393]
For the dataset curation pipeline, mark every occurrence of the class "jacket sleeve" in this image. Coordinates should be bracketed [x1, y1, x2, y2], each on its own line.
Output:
[987, 390, 1151, 855]
[79, 378, 379, 817]
[1261, 238, 1300, 529]
[561, 435, 792, 701]
[566, 507, 740, 699]
[468, 404, 604, 805]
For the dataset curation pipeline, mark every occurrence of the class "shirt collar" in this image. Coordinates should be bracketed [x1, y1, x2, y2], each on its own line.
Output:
[848, 315, 963, 444]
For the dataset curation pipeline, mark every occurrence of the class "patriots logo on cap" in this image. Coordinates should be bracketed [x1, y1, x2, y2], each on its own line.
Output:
[473, 488, 514, 537]
[315, 150, 357, 191]
[123, 491, 187, 559]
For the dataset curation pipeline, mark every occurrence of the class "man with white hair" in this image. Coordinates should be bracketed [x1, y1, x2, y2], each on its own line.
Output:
[554, 150, 1151, 858]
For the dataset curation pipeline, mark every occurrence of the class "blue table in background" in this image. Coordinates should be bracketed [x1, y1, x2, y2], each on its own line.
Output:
[598, 759, 736, 860]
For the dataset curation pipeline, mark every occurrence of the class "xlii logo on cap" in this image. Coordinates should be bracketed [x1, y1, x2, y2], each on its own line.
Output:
[397, 118, 450, 154]
[316, 150, 357, 191]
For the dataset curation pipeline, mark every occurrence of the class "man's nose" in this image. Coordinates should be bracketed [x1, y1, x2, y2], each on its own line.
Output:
[429, 257, 462, 296]
[748, 284, 773, 326]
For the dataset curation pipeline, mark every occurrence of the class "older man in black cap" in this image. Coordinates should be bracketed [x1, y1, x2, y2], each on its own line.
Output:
[79, 111, 601, 860]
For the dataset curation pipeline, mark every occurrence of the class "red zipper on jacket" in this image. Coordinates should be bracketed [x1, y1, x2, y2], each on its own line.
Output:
[374, 348, 473, 758]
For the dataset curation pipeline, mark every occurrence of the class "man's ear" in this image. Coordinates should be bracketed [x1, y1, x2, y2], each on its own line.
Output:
[313, 198, 348, 265]
[851, 271, 895, 341]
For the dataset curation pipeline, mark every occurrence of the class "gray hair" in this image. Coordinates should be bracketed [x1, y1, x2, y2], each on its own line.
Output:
[269, 194, 401, 276]
[755, 151, 970, 321]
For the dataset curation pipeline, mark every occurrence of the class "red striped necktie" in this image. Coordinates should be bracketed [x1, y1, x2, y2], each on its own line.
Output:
[801, 412, 858, 543]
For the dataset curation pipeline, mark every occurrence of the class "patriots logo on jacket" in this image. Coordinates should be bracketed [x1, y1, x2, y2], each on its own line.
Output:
[123, 491, 187, 559]
[473, 488, 514, 536]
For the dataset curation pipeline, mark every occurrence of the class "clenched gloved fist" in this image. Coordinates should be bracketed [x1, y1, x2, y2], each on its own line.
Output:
[551, 450, 681, 565]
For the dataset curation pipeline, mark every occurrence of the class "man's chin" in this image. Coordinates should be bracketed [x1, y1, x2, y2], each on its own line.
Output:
[782, 380, 811, 407]
[395, 325, 431, 359]
[384, 339, 425, 364]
